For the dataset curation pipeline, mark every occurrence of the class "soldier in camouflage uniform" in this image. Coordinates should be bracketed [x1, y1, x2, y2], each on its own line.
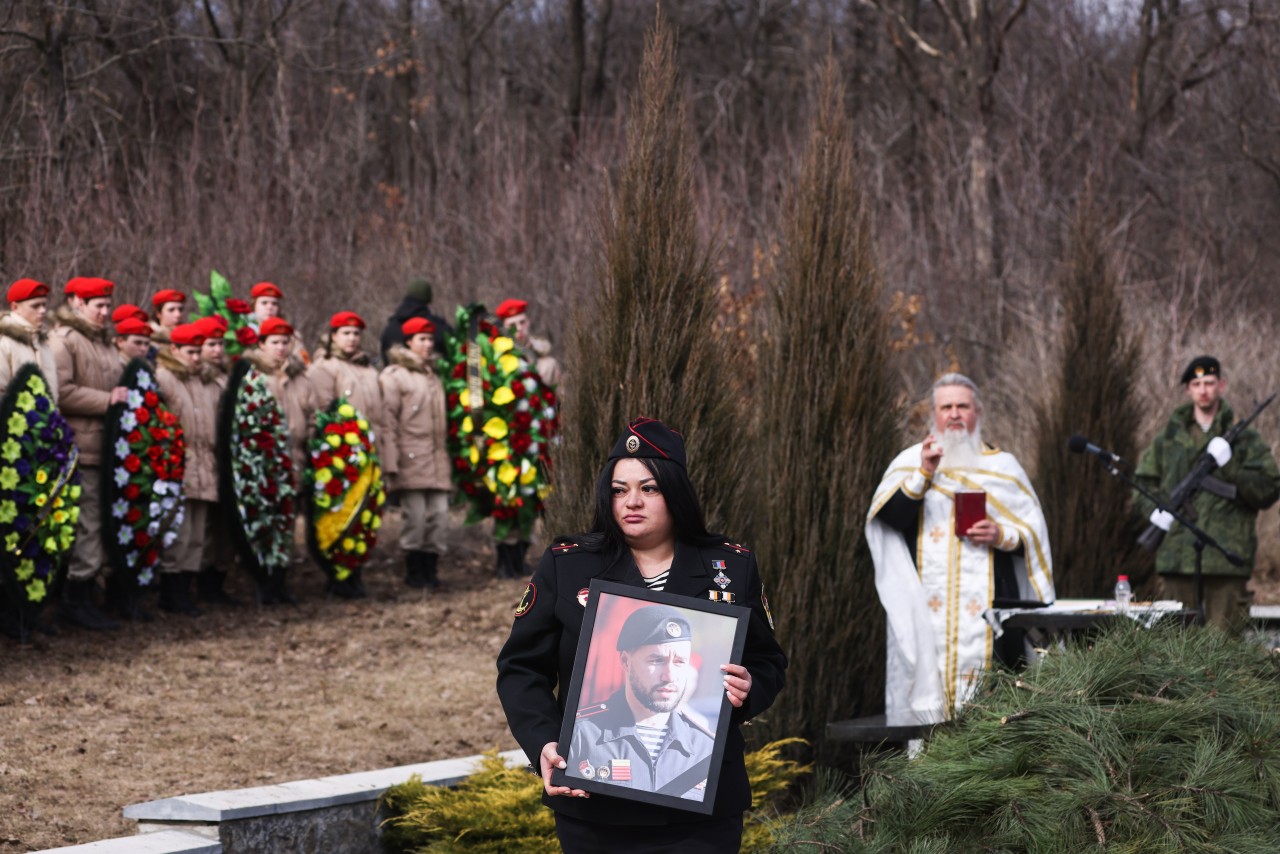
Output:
[1134, 356, 1280, 631]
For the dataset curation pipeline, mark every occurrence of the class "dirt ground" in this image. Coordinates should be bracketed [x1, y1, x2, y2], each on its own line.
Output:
[0, 510, 525, 852]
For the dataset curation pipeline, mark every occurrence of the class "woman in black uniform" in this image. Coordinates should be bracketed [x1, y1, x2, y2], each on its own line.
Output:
[496, 417, 787, 852]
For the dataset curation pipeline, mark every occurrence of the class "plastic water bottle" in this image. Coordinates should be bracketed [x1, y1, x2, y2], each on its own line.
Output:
[1114, 575, 1132, 614]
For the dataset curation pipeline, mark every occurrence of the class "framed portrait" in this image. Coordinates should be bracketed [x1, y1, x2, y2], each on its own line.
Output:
[550, 579, 750, 814]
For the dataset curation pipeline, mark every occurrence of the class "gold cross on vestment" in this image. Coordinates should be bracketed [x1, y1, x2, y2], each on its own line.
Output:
[966, 597, 983, 617]
[929, 526, 946, 544]
[927, 594, 943, 613]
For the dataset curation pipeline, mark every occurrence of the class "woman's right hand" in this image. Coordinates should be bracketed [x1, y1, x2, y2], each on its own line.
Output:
[540, 742, 589, 798]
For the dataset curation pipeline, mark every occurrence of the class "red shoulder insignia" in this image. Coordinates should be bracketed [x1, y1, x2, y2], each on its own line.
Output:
[721, 541, 751, 555]
[552, 542, 581, 554]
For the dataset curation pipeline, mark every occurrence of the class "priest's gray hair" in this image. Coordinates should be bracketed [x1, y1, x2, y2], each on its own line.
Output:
[931, 372, 983, 413]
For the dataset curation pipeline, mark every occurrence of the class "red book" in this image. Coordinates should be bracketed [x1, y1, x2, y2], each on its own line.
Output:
[955, 490, 986, 538]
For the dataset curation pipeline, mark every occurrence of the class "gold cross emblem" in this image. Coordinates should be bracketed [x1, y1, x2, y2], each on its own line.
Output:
[929, 526, 946, 544]
[966, 597, 983, 617]
[927, 594, 943, 613]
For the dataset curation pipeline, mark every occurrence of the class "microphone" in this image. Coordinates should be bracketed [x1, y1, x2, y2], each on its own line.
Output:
[1067, 434, 1120, 463]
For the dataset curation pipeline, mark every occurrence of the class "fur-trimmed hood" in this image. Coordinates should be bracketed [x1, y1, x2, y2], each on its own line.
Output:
[385, 344, 431, 374]
[54, 303, 112, 345]
[0, 311, 47, 346]
[316, 338, 374, 367]
[244, 347, 308, 378]
[157, 348, 220, 384]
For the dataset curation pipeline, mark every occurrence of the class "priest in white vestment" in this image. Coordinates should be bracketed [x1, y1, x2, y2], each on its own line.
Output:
[866, 373, 1054, 718]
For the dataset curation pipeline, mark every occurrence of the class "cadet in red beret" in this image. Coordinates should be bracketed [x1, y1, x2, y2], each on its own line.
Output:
[50, 277, 130, 631]
[249, 281, 283, 325]
[308, 309, 385, 598]
[156, 320, 228, 616]
[112, 304, 149, 324]
[113, 316, 154, 362]
[258, 316, 294, 339]
[494, 298, 561, 388]
[150, 289, 185, 343]
[379, 315, 449, 591]
[1, 278, 56, 405]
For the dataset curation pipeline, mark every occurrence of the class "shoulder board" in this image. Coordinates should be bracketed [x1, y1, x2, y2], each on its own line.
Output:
[718, 541, 751, 556]
[551, 541, 582, 555]
[576, 702, 609, 719]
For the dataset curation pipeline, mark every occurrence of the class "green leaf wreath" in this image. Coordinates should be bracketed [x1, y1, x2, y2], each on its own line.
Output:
[190, 269, 258, 357]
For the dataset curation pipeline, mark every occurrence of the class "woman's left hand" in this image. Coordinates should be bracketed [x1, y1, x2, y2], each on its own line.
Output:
[721, 663, 752, 708]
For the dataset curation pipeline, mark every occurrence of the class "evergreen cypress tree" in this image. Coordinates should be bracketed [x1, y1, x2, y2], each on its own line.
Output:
[755, 57, 902, 752]
[1032, 204, 1151, 597]
[545, 8, 748, 537]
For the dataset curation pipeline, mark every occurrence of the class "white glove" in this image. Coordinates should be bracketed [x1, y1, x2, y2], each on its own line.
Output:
[1207, 436, 1232, 468]
[1149, 509, 1174, 531]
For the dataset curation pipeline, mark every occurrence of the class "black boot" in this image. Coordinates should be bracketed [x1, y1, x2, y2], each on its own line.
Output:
[105, 573, 154, 623]
[0, 601, 31, 644]
[404, 552, 429, 589]
[424, 552, 441, 590]
[198, 569, 242, 607]
[515, 541, 532, 577]
[272, 570, 299, 605]
[255, 576, 280, 606]
[159, 572, 203, 617]
[59, 578, 121, 631]
[495, 544, 517, 580]
[326, 573, 367, 599]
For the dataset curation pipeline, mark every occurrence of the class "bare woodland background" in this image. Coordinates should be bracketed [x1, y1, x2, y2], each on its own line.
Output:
[4, 0, 1280, 737]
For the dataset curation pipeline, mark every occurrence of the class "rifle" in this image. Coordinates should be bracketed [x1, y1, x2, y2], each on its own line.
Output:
[1137, 392, 1276, 551]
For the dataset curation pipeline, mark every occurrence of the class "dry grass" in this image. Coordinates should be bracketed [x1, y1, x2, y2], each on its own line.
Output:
[0, 510, 524, 852]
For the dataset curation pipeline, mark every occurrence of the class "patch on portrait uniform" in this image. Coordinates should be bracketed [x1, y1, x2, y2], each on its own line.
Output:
[514, 582, 536, 617]
[762, 589, 775, 630]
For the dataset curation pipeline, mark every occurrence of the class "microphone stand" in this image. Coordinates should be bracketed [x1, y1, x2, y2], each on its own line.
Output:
[1085, 454, 1243, 626]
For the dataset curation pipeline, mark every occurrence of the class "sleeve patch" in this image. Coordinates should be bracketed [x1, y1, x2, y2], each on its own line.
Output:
[514, 582, 536, 618]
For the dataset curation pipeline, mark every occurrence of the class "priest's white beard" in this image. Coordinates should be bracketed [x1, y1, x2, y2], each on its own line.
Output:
[939, 423, 983, 470]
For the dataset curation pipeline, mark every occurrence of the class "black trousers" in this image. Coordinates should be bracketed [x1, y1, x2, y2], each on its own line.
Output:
[554, 811, 743, 853]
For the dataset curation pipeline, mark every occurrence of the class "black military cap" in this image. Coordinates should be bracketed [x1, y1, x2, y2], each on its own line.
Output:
[616, 606, 693, 651]
[1180, 356, 1221, 385]
[608, 417, 687, 468]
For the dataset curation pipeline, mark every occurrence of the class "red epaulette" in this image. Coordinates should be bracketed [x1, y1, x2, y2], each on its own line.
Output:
[552, 542, 581, 554]
[720, 541, 751, 555]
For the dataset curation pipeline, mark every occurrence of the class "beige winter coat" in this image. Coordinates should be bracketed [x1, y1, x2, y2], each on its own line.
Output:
[244, 349, 322, 477]
[307, 346, 387, 450]
[156, 350, 225, 502]
[50, 304, 121, 465]
[378, 346, 451, 491]
[528, 335, 562, 389]
[0, 311, 59, 400]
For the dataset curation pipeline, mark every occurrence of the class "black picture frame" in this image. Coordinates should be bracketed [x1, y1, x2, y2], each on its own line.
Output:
[550, 579, 750, 814]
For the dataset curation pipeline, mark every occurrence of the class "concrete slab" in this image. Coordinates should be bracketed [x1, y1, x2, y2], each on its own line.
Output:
[37, 829, 221, 853]
[123, 749, 527, 823]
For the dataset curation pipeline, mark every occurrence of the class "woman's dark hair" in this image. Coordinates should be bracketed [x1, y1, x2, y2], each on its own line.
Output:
[588, 456, 713, 556]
